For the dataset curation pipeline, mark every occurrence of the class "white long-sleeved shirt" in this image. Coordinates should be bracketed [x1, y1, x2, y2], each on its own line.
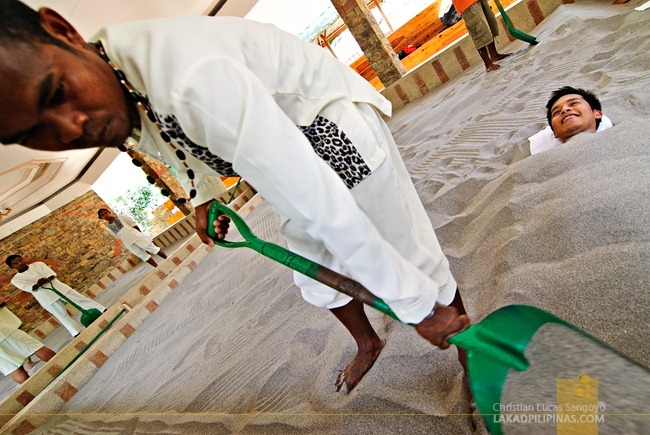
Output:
[11, 262, 73, 307]
[92, 17, 449, 322]
[93, 16, 391, 206]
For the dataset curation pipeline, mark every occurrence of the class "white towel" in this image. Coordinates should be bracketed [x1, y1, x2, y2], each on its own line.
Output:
[529, 115, 613, 155]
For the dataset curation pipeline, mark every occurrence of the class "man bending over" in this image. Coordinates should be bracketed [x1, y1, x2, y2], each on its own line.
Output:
[0, 0, 470, 393]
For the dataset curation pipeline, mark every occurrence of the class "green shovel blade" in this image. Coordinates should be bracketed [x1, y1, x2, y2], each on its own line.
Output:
[448, 305, 569, 434]
[449, 305, 650, 434]
[79, 308, 103, 327]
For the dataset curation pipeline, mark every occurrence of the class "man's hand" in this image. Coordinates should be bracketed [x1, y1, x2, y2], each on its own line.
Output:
[414, 304, 470, 349]
[195, 201, 216, 246]
[194, 201, 231, 246]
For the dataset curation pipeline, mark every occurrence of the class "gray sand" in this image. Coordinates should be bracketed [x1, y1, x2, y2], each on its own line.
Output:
[501, 323, 650, 434]
[34, 2, 649, 434]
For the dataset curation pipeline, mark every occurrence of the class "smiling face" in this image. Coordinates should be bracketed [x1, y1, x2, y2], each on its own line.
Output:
[549, 94, 602, 143]
[0, 9, 136, 151]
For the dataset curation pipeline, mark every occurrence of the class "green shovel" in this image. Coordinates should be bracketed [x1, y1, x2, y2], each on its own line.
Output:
[207, 201, 648, 434]
[40, 282, 103, 327]
[494, 0, 539, 45]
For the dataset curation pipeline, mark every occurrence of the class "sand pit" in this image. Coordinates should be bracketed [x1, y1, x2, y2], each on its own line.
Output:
[33, 2, 649, 433]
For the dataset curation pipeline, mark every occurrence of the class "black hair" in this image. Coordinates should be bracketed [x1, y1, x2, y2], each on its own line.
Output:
[5, 254, 22, 267]
[98, 208, 110, 218]
[546, 86, 602, 131]
[0, 0, 71, 50]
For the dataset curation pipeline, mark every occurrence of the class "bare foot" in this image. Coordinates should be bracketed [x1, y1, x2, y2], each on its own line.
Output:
[492, 52, 511, 62]
[486, 62, 501, 72]
[335, 339, 386, 393]
[23, 357, 37, 371]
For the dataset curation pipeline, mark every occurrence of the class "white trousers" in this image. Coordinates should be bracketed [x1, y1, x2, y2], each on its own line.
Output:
[281, 102, 456, 323]
[0, 329, 43, 375]
[127, 236, 161, 261]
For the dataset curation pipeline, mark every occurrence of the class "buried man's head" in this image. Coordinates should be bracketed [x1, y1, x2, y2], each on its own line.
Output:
[546, 86, 602, 143]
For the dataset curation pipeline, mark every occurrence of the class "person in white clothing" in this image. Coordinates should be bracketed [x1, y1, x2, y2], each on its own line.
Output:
[98, 208, 168, 267]
[6, 255, 106, 337]
[0, 1, 470, 393]
[0, 302, 56, 384]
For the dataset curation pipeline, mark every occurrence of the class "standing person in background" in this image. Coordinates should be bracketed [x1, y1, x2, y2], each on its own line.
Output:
[98, 208, 168, 268]
[6, 255, 106, 337]
[452, 0, 510, 71]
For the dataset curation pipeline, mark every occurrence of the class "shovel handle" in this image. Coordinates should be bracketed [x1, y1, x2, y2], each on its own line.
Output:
[40, 282, 85, 313]
[207, 201, 400, 320]
[493, 0, 539, 45]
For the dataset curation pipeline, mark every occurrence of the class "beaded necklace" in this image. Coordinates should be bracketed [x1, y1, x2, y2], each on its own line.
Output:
[94, 41, 196, 204]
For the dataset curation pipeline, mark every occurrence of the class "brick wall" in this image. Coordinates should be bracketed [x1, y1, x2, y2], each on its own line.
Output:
[0, 190, 132, 332]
